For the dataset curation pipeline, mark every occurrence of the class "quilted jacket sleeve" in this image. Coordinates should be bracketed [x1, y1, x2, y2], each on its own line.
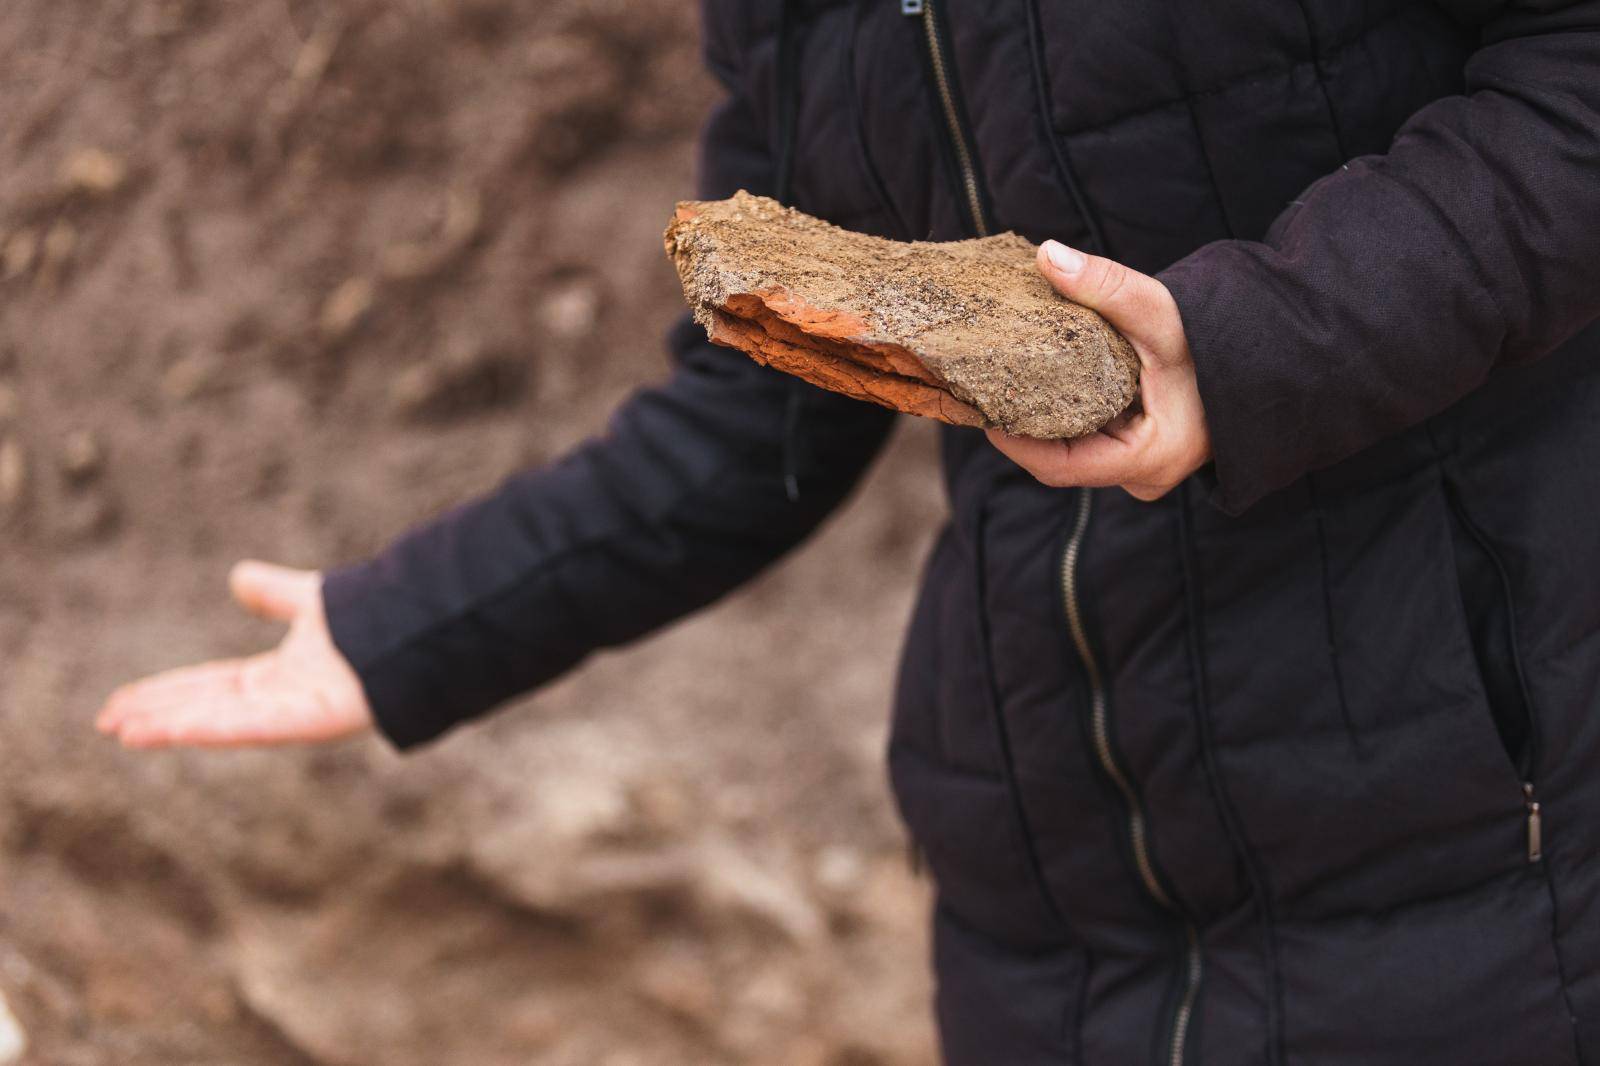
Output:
[1159, 0, 1600, 514]
[320, 43, 896, 749]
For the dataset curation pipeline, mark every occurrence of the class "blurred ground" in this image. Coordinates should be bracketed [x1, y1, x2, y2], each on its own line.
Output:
[0, 2, 944, 1063]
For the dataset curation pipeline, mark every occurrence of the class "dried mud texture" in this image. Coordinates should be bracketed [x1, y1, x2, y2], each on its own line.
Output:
[0, 3, 937, 1065]
[666, 191, 1140, 438]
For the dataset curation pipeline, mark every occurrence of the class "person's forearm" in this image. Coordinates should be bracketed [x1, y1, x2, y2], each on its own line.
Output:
[1158, 1, 1600, 513]
[323, 319, 895, 749]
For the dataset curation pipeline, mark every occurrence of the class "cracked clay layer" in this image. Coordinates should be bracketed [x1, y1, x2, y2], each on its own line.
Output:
[664, 191, 1139, 439]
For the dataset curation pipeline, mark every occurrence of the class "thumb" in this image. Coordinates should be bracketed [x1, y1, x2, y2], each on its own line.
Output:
[1037, 240, 1178, 358]
[230, 560, 320, 622]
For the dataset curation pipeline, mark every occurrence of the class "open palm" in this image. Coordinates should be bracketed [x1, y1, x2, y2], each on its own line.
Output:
[96, 561, 373, 748]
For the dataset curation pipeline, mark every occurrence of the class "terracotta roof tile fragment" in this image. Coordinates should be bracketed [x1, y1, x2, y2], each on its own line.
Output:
[665, 191, 1139, 439]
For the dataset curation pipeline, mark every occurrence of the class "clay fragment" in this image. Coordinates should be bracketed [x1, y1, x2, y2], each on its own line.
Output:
[664, 191, 1139, 439]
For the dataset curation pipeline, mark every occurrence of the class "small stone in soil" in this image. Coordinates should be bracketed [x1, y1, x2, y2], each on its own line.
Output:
[2, 229, 37, 280]
[538, 278, 602, 342]
[162, 353, 221, 402]
[60, 429, 104, 483]
[61, 148, 128, 196]
[813, 845, 866, 895]
[0, 987, 25, 1064]
[0, 438, 27, 512]
[319, 277, 376, 341]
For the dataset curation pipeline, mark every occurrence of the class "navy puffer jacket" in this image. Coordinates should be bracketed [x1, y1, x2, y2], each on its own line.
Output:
[324, 2, 1600, 1062]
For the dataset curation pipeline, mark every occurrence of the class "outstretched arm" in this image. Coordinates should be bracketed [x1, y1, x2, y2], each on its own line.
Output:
[98, 322, 894, 751]
[321, 315, 894, 749]
[98, 49, 898, 750]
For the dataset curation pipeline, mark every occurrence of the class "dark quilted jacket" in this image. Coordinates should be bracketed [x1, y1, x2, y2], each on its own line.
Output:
[324, 1, 1600, 1062]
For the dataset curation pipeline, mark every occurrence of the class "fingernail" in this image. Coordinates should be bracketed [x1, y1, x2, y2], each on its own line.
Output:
[1044, 240, 1087, 274]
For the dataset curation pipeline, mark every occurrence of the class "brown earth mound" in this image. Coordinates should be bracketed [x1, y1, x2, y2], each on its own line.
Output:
[1, 4, 937, 1064]
[665, 191, 1139, 439]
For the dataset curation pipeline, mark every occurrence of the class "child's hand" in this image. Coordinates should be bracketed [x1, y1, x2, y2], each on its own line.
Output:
[95, 562, 374, 748]
[986, 241, 1211, 501]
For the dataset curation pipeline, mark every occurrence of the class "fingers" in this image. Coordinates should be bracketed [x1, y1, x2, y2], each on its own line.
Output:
[985, 428, 1144, 490]
[116, 696, 270, 749]
[112, 686, 348, 749]
[97, 562, 316, 742]
[987, 411, 1206, 499]
[116, 698, 259, 749]
[230, 560, 320, 622]
[995, 242, 1213, 499]
[97, 655, 285, 749]
[97, 659, 245, 733]
[1037, 241, 1185, 365]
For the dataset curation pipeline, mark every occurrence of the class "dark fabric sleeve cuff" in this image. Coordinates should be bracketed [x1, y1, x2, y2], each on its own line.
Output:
[1159, 245, 1285, 517]
[322, 558, 456, 751]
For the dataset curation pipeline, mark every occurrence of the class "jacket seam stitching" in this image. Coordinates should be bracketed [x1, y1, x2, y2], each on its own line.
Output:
[845, 0, 916, 239]
[1046, 5, 1406, 140]
[972, 498, 1071, 930]
[1175, 485, 1287, 1066]
[1305, 474, 1363, 755]
[1021, 0, 1109, 255]
[1291, 0, 1352, 161]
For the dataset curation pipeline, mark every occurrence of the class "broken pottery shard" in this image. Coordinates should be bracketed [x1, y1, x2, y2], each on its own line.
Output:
[664, 190, 1139, 439]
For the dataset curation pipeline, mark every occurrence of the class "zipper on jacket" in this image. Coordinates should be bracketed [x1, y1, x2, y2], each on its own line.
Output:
[1442, 480, 1545, 865]
[906, 0, 990, 236]
[1062, 489, 1202, 1066]
[1524, 782, 1543, 863]
[909, 2, 1197, 1054]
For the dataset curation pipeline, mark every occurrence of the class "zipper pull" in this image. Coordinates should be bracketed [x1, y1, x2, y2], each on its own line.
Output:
[1523, 782, 1543, 863]
[901, 0, 924, 14]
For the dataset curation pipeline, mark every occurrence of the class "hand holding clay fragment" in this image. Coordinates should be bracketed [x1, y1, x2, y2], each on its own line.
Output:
[664, 191, 1139, 439]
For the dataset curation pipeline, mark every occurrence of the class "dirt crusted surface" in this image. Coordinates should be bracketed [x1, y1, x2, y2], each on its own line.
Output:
[667, 191, 1139, 439]
[0, 3, 939, 1064]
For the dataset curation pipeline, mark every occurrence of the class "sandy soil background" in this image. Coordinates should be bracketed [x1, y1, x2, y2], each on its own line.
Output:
[0, 2, 945, 1062]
